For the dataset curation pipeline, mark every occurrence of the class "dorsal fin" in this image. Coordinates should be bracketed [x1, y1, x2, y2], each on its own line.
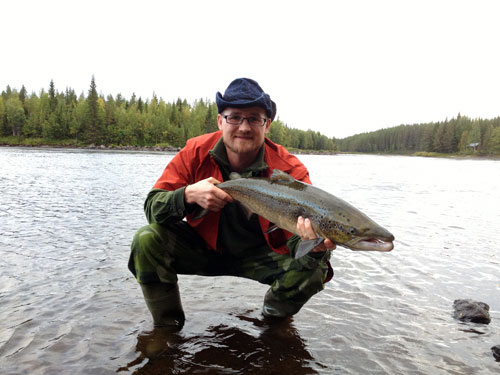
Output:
[269, 169, 295, 183]
[229, 172, 242, 180]
[269, 169, 307, 190]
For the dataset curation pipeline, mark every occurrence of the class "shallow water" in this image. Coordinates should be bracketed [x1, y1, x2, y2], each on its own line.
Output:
[0, 148, 499, 374]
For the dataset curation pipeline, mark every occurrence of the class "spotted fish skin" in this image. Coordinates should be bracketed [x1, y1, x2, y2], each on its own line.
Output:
[217, 169, 395, 252]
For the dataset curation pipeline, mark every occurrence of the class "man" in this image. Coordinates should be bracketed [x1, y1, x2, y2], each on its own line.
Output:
[128, 78, 335, 331]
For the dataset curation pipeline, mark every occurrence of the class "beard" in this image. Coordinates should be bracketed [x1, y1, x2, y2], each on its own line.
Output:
[223, 134, 264, 156]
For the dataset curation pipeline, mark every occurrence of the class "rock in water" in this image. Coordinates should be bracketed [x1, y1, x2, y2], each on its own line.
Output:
[453, 299, 491, 324]
[492, 345, 500, 361]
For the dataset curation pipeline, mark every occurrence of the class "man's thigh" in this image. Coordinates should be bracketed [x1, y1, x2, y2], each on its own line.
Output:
[129, 221, 227, 284]
[226, 247, 290, 285]
[228, 247, 331, 303]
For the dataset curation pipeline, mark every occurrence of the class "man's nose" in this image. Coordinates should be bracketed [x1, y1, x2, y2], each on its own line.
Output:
[238, 119, 253, 129]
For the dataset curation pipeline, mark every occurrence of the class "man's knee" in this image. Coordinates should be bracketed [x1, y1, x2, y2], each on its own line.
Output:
[132, 225, 158, 252]
[129, 223, 175, 283]
[132, 223, 173, 257]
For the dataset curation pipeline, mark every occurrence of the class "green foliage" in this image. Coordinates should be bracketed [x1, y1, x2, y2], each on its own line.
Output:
[0, 96, 8, 136]
[1, 79, 337, 151]
[48, 79, 57, 112]
[337, 114, 500, 155]
[267, 119, 336, 152]
[0, 135, 81, 147]
[84, 75, 105, 144]
[5, 95, 25, 136]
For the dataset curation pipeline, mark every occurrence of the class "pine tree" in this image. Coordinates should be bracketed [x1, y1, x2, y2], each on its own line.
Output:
[18, 85, 28, 116]
[19, 85, 27, 104]
[65, 87, 77, 105]
[137, 97, 143, 113]
[204, 104, 218, 133]
[85, 75, 103, 143]
[49, 80, 57, 112]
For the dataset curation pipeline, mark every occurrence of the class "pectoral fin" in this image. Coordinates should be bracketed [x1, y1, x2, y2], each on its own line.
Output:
[193, 207, 210, 220]
[264, 224, 279, 234]
[295, 238, 325, 259]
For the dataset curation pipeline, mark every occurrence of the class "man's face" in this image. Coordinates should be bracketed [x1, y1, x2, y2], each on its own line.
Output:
[217, 106, 271, 157]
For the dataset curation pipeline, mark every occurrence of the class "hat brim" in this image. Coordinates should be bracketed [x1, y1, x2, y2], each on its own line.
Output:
[216, 92, 276, 121]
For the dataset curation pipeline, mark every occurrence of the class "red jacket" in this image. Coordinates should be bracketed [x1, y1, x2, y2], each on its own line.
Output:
[153, 131, 311, 254]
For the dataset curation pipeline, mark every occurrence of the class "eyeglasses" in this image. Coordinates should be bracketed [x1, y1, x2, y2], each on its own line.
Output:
[222, 115, 267, 127]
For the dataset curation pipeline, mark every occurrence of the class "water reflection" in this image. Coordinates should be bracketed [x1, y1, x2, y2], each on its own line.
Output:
[120, 314, 319, 374]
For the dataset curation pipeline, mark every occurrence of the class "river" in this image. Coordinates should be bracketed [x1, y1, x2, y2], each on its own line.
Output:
[0, 147, 499, 374]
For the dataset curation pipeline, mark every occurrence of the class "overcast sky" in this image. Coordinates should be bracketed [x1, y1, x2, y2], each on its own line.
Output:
[2, 0, 499, 139]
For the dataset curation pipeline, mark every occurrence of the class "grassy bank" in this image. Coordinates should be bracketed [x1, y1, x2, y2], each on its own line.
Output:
[0, 136, 180, 152]
[2, 136, 498, 158]
[1, 136, 336, 154]
[412, 151, 499, 159]
[334, 150, 499, 159]
[0, 136, 84, 148]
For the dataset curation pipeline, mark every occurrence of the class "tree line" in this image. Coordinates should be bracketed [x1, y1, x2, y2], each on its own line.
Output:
[2, 78, 498, 155]
[337, 114, 500, 155]
[0, 77, 337, 151]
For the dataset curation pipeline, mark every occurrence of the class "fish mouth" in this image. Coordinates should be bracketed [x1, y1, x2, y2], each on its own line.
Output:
[345, 238, 394, 252]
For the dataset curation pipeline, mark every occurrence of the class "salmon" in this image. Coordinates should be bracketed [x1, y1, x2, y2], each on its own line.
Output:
[217, 169, 394, 258]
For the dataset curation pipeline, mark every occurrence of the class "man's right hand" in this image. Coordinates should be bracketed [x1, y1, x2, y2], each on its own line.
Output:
[184, 177, 234, 212]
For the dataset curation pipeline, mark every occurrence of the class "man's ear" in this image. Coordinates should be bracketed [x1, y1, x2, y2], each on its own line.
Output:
[264, 118, 272, 134]
[217, 114, 223, 130]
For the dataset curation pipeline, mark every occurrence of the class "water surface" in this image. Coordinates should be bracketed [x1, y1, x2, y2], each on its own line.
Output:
[0, 148, 499, 374]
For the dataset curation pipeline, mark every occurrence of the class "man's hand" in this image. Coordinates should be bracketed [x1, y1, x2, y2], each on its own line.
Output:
[184, 177, 234, 212]
[296, 216, 336, 252]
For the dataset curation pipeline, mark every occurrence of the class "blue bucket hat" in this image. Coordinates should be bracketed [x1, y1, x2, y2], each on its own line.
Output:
[216, 78, 277, 121]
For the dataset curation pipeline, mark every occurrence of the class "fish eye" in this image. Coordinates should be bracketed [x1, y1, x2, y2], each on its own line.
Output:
[349, 227, 358, 235]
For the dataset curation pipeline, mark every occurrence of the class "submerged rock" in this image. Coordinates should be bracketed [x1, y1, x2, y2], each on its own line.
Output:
[492, 345, 500, 361]
[453, 299, 491, 324]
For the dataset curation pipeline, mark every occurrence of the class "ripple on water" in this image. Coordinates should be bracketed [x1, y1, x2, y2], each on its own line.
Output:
[1, 150, 500, 374]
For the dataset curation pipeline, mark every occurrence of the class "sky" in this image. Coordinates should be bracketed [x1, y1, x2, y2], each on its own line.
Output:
[2, 0, 499, 139]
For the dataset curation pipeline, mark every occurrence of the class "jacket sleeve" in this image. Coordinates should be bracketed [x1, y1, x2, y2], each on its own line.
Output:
[144, 147, 196, 224]
[144, 188, 189, 225]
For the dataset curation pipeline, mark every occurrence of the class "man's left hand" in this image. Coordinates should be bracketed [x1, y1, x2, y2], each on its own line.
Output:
[296, 216, 336, 252]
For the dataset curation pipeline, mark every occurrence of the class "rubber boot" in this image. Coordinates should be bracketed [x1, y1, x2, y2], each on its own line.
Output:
[140, 283, 185, 331]
[262, 289, 303, 318]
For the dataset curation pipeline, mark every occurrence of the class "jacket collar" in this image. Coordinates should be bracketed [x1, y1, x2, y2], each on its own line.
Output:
[263, 138, 297, 174]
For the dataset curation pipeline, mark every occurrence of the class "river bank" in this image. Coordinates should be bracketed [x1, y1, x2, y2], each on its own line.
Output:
[0, 139, 181, 153]
[1, 137, 499, 159]
[336, 150, 500, 160]
[0, 137, 335, 155]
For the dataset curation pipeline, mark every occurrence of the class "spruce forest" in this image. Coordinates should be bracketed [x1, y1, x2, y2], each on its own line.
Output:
[337, 114, 500, 155]
[1, 77, 499, 156]
[0, 77, 336, 151]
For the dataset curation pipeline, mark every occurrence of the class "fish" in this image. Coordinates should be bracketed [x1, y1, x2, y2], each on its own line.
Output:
[214, 169, 395, 258]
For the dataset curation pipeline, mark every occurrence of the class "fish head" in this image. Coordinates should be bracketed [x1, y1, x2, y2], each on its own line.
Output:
[343, 224, 395, 251]
[317, 203, 395, 252]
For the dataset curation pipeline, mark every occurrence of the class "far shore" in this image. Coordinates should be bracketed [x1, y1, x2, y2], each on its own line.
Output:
[1, 142, 499, 159]
[0, 140, 340, 155]
[0, 143, 337, 155]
